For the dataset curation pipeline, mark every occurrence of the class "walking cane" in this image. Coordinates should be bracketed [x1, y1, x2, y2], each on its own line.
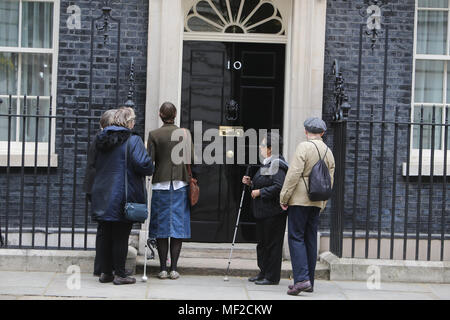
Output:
[142, 241, 148, 282]
[224, 165, 250, 282]
[142, 177, 156, 282]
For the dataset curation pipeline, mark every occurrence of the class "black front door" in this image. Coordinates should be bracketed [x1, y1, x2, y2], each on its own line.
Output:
[181, 41, 285, 243]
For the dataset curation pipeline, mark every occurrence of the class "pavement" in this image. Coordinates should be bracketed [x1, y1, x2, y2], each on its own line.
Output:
[0, 270, 449, 300]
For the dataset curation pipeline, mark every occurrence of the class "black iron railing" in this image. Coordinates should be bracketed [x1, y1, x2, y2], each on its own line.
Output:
[329, 18, 450, 261]
[0, 95, 99, 250]
[330, 106, 449, 261]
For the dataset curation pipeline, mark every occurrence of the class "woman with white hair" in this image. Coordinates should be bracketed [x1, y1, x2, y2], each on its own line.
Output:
[91, 107, 153, 285]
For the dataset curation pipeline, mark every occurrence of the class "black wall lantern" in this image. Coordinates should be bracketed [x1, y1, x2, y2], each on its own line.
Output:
[332, 60, 351, 121]
[88, 0, 122, 110]
[95, 0, 119, 44]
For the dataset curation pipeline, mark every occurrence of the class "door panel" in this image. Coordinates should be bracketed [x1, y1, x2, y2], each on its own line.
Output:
[181, 41, 285, 243]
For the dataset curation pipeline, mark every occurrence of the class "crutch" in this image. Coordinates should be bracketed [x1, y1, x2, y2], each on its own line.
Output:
[224, 166, 250, 281]
[142, 178, 156, 282]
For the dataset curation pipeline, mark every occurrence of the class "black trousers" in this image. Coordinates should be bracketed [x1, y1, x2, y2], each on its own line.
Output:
[255, 213, 287, 283]
[94, 225, 101, 275]
[97, 221, 133, 278]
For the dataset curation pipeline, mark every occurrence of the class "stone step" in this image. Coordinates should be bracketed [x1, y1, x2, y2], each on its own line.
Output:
[179, 242, 257, 260]
[135, 255, 330, 280]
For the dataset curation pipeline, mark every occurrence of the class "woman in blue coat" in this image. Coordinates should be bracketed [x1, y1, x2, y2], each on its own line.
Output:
[91, 107, 154, 285]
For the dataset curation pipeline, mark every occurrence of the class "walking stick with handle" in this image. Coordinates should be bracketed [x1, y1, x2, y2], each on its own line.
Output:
[224, 165, 250, 281]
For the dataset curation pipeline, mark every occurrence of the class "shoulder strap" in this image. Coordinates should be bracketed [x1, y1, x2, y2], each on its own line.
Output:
[308, 140, 323, 160]
[183, 129, 192, 178]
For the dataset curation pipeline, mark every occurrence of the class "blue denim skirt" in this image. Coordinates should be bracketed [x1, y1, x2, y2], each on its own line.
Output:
[149, 184, 191, 239]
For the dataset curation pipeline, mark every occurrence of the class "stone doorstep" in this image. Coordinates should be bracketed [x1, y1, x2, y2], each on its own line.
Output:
[135, 255, 330, 280]
[0, 247, 330, 280]
[0, 247, 137, 274]
[180, 242, 257, 260]
[319, 251, 450, 284]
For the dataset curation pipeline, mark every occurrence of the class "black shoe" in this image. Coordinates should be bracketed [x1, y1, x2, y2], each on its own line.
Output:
[288, 284, 314, 293]
[255, 279, 279, 285]
[93, 272, 101, 277]
[248, 274, 264, 282]
[113, 275, 136, 285]
[287, 280, 312, 295]
[114, 269, 133, 277]
[99, 273, 114, 283]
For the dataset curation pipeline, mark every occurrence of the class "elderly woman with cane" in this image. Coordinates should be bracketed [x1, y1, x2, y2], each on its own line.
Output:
[242, 132, 288, 285]
[91, 107, 154, 285]
[280, 117, 335, 295]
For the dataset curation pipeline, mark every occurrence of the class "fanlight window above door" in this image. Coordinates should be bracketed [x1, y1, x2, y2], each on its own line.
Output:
[185, 0, 285, 35]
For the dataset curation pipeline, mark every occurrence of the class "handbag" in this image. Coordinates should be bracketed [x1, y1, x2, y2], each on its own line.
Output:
[183, 129, 199, 206]
[187, 163, 199, 206]
[124, 138, 149, 223]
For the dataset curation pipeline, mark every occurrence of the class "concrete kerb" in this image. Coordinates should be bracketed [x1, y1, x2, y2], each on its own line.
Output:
[319, 251, 449, 284]
[0, 247, 137, 274]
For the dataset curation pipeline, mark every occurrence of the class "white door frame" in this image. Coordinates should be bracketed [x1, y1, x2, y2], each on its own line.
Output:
[144, 0, 327, 155]
[141, 0, 328, 251]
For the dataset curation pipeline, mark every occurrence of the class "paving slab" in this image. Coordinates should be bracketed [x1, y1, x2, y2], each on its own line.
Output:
[331, 280, 433, 293]
[145, 274, 246, 287]
[43, 273, 147, 299]
[0, 295, 19, 300]
[0, 271, 56, 287]
[341, 289, 436, 300]
[428, 284, 450, 299]
[17, 295, 108, 300]
[146, 283, 248, 300]
[0, 271, 56, 296]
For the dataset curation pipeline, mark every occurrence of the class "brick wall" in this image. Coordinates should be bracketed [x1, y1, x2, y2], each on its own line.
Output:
[0, 0, 149, 235]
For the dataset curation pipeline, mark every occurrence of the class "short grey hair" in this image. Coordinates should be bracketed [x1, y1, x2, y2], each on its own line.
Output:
[113, 107, 136, 129]
[99, 109, 117, 129]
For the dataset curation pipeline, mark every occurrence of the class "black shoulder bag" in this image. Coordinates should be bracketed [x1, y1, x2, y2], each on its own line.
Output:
[124, 138, 149, 223]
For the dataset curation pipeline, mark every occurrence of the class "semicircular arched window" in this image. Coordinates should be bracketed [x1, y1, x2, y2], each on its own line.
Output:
[185, 0, 285, 35]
